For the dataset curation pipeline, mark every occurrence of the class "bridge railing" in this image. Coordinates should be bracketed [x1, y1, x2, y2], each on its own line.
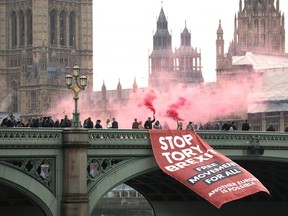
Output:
[88, 129, 288, 147]
[0, 128, 287, 150]
[0, 128, 63, 146]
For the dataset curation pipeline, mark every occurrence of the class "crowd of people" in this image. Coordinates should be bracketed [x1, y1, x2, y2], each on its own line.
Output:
[0, 113, 282, 132]
[0, 114, 121, 129]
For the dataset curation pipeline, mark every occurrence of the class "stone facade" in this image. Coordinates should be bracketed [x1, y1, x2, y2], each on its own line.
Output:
[0, 0, 93, 120]
[149, 6, 204, 90]
[215, 0, 288, 131]
[216, 0, 285, 78]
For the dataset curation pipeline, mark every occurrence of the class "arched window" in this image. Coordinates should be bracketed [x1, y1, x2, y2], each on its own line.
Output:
[69, 11, 76, 47]
[11, 81, 18, 113]
[11, 11, 17, 48]
[50, 10, 57, 45]
[27, 9, 33, 46]
[19, 10, 25, 46]
[60, 11, 66, 46]
[261, 19, 265, 32]
[31, 91, 37, 110]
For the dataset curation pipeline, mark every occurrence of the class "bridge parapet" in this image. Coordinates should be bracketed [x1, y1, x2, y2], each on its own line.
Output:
[0, 128, 62, 146]
[88, 129, 288, 149]
[0, 128, 288, 216]
[0, 128, 287, 150]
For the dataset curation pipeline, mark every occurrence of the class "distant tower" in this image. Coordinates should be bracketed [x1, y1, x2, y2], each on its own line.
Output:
[149, 6, 174, 89]
[132, 77, 138, 93]
[102, 81, 107, 101]
[0, 0, 93, 119]
[233, 0, 285, 55]
[216, 20, 225, 73]
[175, 21, 204, 85]
[117, 79, 122, 100]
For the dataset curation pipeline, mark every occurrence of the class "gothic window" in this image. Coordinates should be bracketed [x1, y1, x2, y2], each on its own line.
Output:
[31, 91, 37, 110]
[218, 46, 222, 55]
[254, 19, 259, 32]
[253, 19, 259, 47]
[11, 81, 18, 113]
[261, 19, 265, 32]
[11, 11, 17, 48]
[47, 66, 56, 78]
[19, 10, 25, 47]
[69, 11, 76, 47]
[163, 38, 166, 47]
[27, 9, 33, 46]
[50, 10, 57, 46]
[34, 65, 40, 78]
[242, 20, 246, 28]
[60, 11, 66, 46]
[272, 34, 279, 51]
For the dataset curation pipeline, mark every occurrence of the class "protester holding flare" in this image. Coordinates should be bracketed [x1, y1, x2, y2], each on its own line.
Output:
[144, 115, 155, 129]
[177, 120, 183, 130]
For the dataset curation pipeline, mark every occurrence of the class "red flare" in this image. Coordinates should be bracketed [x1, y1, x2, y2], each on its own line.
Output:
[143, 90, 157, 114]
[166, 108, 184, 121]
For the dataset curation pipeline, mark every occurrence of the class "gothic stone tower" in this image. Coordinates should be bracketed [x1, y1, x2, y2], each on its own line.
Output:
[0, 0, 93, 119]
[174, 22, 204, 86]
[234, 0, 285, 55]
[149, 6, 204, 91]
[149, 6, 174, 90]
[216, 0, 285, 80]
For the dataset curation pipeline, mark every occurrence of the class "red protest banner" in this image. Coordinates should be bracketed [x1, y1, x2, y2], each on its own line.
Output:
[149, 129, 270, 208]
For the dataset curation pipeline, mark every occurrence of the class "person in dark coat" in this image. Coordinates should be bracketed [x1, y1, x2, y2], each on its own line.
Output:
[132, 118, 139, 129]
[95, 120, 103, 128]
[144, 116, 155, 129]
[266, 125, 275, 131]
[242, 120, 250, 131]
[111, 118, 118, 128]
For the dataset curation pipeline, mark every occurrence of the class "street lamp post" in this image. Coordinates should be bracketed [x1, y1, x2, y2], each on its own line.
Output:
[65, 64, 87, 127]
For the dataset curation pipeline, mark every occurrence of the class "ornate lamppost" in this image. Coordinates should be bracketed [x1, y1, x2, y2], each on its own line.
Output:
[65, 64, 87, 127]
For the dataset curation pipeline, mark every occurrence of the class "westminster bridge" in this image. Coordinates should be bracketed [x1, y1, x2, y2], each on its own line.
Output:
[0, 128, 288, 216]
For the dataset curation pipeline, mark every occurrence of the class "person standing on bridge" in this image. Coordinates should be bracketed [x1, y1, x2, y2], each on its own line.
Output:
[285, 124, 288, 132]
[266, 125, 275, 131]
[138, 121, 144, 129]
[106, 119, 112, 129]
[60, 115, 71, 127]
[144, 116, 155, 129]
[132, 118, 139, 129]
[95, 119, 103, 128]
[84, 117, 94, 128]
[242, 120, 250, 131]
[112, 117, 118, 129]
[186, 121, 195, 131]
[153, 120, 162, 129]
[177, 120, 183, 130]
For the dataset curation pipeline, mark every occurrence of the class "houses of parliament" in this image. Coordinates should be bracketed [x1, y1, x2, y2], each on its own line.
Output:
[1, 0, 288, 131]
[0, 0, 93, 120]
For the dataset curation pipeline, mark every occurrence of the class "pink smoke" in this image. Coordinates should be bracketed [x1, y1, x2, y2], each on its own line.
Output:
[166, 109, 184, 121]
[165, 97, 186, 121]
[47, 69, 263, 130]
[169, 97, 187, 109]
[142, 89, 157, 115]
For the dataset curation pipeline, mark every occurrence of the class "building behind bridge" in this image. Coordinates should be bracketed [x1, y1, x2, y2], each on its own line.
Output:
[1, 0, 288, 131]
[0, 0, 93, 120]
[216, 0, 288, 131]
[90, 0, 288, 131]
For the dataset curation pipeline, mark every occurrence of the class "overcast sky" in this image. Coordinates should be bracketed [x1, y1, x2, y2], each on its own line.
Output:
[93, 0, 288, 91]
